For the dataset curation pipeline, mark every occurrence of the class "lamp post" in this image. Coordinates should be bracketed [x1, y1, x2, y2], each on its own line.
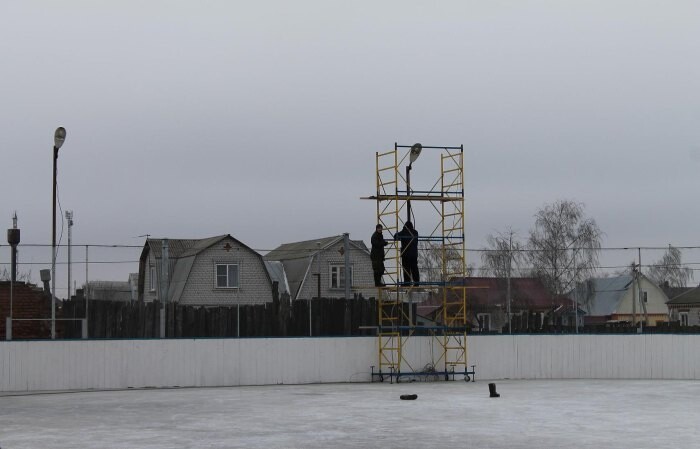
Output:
[51, 127, 66, 339]
[6, 213, 20, 340]
[405, 143, 422, 223]
[65, 211, 73, 299]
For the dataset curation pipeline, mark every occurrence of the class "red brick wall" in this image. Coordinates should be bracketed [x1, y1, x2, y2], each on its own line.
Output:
[0, 282, 53, 339]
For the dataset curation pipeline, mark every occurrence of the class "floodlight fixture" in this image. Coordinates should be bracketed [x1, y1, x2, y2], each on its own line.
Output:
[54, 127, 66, 149]
[408, 143, 422, 167]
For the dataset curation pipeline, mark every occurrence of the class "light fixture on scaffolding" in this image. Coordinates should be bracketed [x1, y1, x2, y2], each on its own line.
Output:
[406, 143, 422, 221]
[408, 143, 422, 168]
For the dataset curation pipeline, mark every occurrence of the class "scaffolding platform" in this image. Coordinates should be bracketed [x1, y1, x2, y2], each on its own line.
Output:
[380, 289, 430, 303]
[370, 364, 476, 383]
[365, 142, 469, 382]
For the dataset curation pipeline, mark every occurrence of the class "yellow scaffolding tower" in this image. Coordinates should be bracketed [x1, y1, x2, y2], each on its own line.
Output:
[367, 143, 471, 382]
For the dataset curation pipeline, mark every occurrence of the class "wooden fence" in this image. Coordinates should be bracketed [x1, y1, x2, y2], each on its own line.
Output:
[49, 291, 695, 339]
[60, 293, 383, 339]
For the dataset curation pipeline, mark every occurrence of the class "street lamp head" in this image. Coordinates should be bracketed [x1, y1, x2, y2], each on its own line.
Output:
[54, 127, 66, 149]
[408, 142, 422, 167]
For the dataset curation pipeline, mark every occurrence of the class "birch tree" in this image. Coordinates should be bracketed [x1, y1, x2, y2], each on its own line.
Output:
[647, 245, 693, 288]
[418, 241, 473, 283]
[527, 200, 603, 296]
[481, 229, 526, 278]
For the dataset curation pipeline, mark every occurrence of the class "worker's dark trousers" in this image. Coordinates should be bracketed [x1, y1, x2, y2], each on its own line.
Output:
[372, 260, 385, 286]
[401, 257, 420, 286]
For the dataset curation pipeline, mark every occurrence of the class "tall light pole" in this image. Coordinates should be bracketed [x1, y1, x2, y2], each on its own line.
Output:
[6, 213, 20, 340]
[506, 232, 512, 334]
[405, 143, 422, 223]
[65, 211, 74, 299]
[51, 127, 66, 339]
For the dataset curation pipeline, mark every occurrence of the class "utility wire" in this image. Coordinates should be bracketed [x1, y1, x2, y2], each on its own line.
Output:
[6, 243, 700, 251]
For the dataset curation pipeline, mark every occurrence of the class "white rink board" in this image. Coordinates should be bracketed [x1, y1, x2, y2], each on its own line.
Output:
[2, 335, 700, 392]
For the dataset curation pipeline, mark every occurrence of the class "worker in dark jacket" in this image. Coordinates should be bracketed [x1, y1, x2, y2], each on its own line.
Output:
[370, 224, 388, 286]
[394, 221, 419, 286]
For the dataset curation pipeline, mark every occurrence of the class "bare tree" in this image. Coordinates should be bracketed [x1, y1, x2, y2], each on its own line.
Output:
[481, 228, 527, 333]
[418, 241, 473, 284]
[647, 245, 693, 288]
[0, 267, 32, 282]
[481, 229, 526, 278]
[528, 200, 603, 296]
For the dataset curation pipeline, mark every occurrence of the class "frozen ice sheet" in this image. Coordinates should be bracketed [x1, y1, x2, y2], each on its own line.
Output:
[2, 380, 699, 449]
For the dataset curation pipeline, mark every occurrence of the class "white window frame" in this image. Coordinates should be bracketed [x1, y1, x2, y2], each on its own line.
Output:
[537, 312, 545, 328]
[329, 264, 353, 289]
[149, 266, 156, 292]
[680, 311, 689, 326]
[215, 263, 240, 289]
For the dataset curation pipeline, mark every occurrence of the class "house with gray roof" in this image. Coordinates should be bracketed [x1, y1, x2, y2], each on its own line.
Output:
[138, 235, 273, 306]
[81, 273, 139, 302]
[573, 274, 670, 326]
[264, 235, 375, 300]
[263, 261, 290, 296]
[667, 286, 700, 326]
[85, 280, 133, 302]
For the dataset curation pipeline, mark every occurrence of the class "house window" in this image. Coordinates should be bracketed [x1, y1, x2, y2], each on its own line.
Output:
[216, 264, 239, 288]
[477, 313, 491, 331]
[642, 291, 648, 303]
[149, 266, 156, 291]
[330, 264, 353, 289]
[680, 312, 689, 326]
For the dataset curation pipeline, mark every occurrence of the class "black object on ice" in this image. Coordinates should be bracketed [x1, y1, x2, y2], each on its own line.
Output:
[489, 383, 500, 398]
[400, 394, 418, 400]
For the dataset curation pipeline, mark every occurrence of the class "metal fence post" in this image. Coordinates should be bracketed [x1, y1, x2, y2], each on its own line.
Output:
[85, 245, 89, 338]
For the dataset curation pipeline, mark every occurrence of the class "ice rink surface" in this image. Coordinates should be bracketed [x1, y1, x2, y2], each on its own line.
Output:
[2, 379, 699, 449]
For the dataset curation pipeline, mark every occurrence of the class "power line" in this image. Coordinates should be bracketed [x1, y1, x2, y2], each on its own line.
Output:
[5, 261, 140, 265]
[0, 243, 143, 248]
[2, 260, 700, 272]
[5, 243, 700, 251]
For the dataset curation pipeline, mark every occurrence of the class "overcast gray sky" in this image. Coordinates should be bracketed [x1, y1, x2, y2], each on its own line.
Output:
[2, 1, 699, 288]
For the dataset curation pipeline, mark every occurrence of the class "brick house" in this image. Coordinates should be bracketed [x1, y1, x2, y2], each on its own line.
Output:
[0, 281, 52, 339]
[264, 235, 375, 300]
[417, 277, 582, 332]
[138, 235, 273, 306]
